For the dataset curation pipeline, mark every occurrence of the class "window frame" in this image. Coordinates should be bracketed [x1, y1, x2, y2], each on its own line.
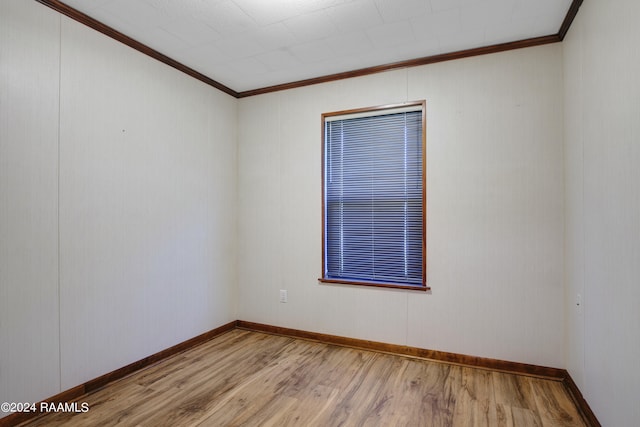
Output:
[319, 101, 428, 291]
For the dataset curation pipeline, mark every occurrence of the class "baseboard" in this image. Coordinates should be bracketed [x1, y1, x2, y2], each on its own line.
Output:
[562, 374, 602, 427]
[0, 320, 237, 427]
[237, 320, 601, 427]
[237, 320, 566, 379]
[1, 319, 600, 427]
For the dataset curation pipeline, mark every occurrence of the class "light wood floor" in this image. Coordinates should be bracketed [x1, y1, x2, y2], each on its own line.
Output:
[20, 329, 586, 426]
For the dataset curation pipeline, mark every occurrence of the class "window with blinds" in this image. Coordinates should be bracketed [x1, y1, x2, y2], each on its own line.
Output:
[321, 102, 426, 290]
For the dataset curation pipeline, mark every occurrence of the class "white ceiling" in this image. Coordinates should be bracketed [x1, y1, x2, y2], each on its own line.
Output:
[59, 0, 574, 93]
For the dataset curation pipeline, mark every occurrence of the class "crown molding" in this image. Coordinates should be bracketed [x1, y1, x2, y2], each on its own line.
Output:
[35, 0, 583, 99]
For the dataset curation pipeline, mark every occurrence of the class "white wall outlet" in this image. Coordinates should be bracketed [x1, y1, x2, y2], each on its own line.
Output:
[279, 289, 288, 303]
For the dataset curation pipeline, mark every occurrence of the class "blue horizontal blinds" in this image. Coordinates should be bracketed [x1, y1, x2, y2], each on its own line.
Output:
[324, 109, 423, 286]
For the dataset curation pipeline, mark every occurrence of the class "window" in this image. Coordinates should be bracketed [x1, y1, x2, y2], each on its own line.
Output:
[320, 101, 427, 290]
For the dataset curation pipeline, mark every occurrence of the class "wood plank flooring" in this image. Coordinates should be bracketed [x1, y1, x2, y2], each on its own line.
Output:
[18, 330, 587, 426]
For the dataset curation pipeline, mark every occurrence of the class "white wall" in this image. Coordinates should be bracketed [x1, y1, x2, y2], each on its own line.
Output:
[1, 0, 61, 407]
[563, 0, 640, 425]
[238, 44, 565, 368]
[1, 0, 237, 413]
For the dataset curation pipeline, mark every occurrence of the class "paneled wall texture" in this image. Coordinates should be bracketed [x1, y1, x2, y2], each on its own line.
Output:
[1, 0, 237, 406]
[2, 0, 639, 425]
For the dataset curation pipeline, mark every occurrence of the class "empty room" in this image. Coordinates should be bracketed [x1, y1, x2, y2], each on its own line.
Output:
[1, 0, 638, 425]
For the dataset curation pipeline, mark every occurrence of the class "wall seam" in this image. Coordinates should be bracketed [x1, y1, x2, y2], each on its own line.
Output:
[579, 18, 587, 395]
[56, 12, 63, 393]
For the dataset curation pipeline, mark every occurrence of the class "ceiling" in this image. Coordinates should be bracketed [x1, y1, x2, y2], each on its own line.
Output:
[51, 0, 576, 95]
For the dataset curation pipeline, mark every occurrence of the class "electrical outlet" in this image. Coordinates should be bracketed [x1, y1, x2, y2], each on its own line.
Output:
[280, 289, 288, 303]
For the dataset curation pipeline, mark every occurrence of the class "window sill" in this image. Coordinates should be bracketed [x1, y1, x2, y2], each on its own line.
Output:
[318, 277, 429, 292]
